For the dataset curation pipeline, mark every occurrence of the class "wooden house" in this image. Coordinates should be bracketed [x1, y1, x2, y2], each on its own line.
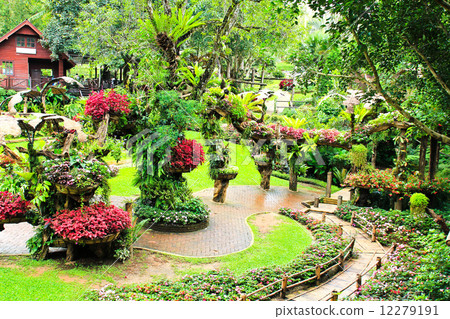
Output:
[0, 20, 75, 90]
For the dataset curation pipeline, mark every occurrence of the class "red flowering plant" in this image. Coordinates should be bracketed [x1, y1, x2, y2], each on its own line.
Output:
[84, 90, 130, 120]
[0, 191, 31, 220]
[344, 169, 450, 198]
[279, 79, 294, 91]
[45, 202, 131, 242]
[167, 138, 205, 171]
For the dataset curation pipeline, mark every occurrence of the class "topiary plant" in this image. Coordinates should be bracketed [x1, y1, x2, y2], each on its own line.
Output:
[410, 193, 429, 218]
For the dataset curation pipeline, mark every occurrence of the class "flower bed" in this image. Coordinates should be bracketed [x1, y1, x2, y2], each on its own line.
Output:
[351, 234, 450, 301]
[343, 169, 450, 198]
[135, 198, 210, 227]
[44, 202, 131, 243]
[84, 208, 350, 301]
[334, 204, 437, 247]
[0, 191, 30, 221]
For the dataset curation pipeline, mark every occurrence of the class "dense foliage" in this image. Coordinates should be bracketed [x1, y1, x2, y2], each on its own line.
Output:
[84, 90, 130, 120]
[44, 202, 131, 242]
[168, 138, 205, 171]
[0, 191, 30, 220]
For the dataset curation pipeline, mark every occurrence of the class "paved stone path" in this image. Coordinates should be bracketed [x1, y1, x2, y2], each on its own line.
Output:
[135, 186, 316, 257]
[288, 210, 386, 301]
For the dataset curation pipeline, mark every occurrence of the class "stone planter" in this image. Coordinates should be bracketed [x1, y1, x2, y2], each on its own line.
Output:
[150, 219, 209, 233]
[215, 172, 238, 180]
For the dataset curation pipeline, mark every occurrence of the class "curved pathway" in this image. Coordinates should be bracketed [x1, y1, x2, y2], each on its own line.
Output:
[134, 186, 316, 257]
[288, 208, 386, 301]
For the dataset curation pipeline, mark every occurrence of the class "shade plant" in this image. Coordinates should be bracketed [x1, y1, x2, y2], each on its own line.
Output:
[84, 89, 131, 120]
[167, 138, 205, 171]
[0, 191, 31, 220]
[44, 202, 131, 242]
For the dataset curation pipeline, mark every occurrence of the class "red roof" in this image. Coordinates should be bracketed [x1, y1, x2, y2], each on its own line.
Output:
[0, 20, 42, 44]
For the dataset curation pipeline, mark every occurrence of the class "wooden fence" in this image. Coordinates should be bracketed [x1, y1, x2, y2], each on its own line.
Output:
[326, 243, 397, 301]
[239, 237, 356, 301]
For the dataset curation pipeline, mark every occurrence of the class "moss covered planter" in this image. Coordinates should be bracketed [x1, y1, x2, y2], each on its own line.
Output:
[216, 172, 238, 180]
[150, 219, 209, 233]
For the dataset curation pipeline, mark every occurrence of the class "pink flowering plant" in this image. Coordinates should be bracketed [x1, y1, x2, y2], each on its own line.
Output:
[84, 90, 130, 120]
[45, 202, 131, 242]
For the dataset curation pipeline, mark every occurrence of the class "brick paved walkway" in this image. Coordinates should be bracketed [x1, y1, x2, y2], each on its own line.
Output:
[134, 185, 316, 257]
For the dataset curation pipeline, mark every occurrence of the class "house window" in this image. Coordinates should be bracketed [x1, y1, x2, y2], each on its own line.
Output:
[1, 61, 13, 76]
[16, 36, 36, 48]
[27, 37, 36, 48]
[16, 36, 25, 47]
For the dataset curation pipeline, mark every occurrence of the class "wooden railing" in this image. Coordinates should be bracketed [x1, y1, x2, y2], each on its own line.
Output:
[326, 243, 397, 301]
[239, 237, 356, 301]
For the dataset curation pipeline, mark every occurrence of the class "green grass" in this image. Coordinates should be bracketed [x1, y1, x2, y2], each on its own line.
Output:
[109, 166, 140, 197]
[0, 266, 87, 301]
[170, 213, 312, 276]
[276, 62, 294, 72]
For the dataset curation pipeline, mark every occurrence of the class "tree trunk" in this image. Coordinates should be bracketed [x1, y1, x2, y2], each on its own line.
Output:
[257, 164, 272, 190]
[429, 137, 438, 180]
[289, 155, 298, 192]
[426, 208, 449, 234]
[213, 179, 230, 203]
[259, 65, 265, 91]
[419, 136, 428, 180]
[371, 141, 378, 168]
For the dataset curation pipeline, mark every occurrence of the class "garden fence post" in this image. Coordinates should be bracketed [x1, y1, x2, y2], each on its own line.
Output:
[337, 195, 343, 206]
[376, 256, 382, 270]
[314, 197, 319, 208]
[356, 274, 362, 290]
[338, 224, 343, 236]
[322, 212, 326, 223]
[315, 264, 321, 285]
[393, 243, 397, 251]
[331, 290, 339, 301]
[371, 224, 376, 242]
[240, 294, 247, 301]
[326, 171, 332, 198]
[280, 277, 288, 299]
[339, 250, 344, 268]
[350, 211, 355, 225]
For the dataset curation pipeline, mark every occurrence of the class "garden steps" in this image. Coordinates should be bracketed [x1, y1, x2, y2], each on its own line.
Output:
[288, 208, 386, 301]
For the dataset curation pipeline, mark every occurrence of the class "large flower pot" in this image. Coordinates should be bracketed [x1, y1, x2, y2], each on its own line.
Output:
[216, 172, 238, 180]
[61, 232, 121, 261]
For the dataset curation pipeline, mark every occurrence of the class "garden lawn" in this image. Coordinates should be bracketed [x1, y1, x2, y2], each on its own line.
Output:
[171, 213, 312, 276]
[0, 266, 87, 301]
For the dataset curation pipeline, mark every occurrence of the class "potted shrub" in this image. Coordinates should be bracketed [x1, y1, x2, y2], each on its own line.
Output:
[165, 138, 205, 174]
[410, 193, 429, 219]
[253, 154, 271, 167]
[45, 202, 131, 243]
[43, 156, 110, 203]
[0, 191, 31, 229]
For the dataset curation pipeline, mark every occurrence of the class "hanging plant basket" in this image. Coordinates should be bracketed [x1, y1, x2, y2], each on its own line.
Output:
[54, 183, 99, 202]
